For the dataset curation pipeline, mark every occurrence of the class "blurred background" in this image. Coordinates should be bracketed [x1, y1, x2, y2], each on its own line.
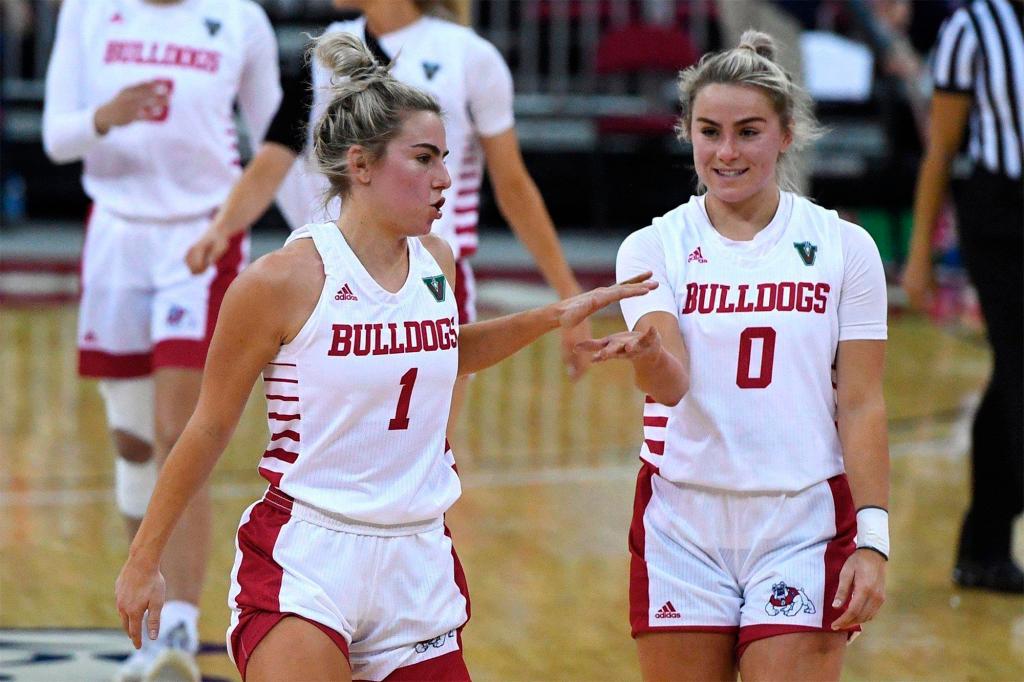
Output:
[1, 1, 1019, 681]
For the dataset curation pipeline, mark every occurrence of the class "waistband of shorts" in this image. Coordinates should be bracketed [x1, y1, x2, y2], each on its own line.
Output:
[262, 486, 444, 536]
[93, 203, 218, 225]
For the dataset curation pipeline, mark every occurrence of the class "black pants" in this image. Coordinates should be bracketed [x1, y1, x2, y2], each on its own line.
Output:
[953, 169, 1024, 561]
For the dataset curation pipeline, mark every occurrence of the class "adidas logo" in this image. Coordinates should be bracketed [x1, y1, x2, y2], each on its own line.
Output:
[335, 283, 358, 301]
[687, 246, 707, 264]
[654, 601, 682, 619]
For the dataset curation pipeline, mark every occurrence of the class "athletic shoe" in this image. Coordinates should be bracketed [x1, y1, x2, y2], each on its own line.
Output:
[113, 621, 200, 682]
[953, 558, 1024, 594]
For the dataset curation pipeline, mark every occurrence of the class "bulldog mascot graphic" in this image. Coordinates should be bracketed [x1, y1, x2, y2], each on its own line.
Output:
[765, 581, 816, 617]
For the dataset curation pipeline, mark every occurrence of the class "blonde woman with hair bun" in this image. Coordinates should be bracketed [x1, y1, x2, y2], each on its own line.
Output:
[580, 30, 891, 681]
[115, 31, 657, 682]
[186, 0, 593, 438]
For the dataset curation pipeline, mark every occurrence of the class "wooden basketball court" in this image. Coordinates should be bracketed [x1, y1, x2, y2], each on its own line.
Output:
[1, 302, 1021, 680]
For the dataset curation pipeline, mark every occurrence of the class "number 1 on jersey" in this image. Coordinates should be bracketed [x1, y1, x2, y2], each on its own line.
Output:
[388, 368, 418, 430]
[736, 327, 776, 389]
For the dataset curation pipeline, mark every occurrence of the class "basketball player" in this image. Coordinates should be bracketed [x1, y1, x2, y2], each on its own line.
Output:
[115, 34, 655, 681]
[41, 0, 280, 679]
[185, 0, 591, 432]
[580, 31, 891, 680]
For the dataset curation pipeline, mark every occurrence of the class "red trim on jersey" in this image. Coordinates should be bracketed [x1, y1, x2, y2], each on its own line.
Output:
[264, 377, 298, 384]
[644, 439, 665, 455]
[453, 206, 477, 215]
[454, 260, 473, 325]
[268, 362, 297, 367]
[643, 416, 668, 427]
[268, 413, 301, 421]
[629, 460, 658, 637]
[379, 650, 470, 681]
[230, 498, 350, 680]
[265, 394, 298, 401]
[262, 448, 299, 464]
[258, 466, 283, 487]
[454, 226, 477, 234]
[79, 350, 152, 378]
[644, 395, 657, 404]
[444, 523, 472, 625]
[270, 430, 300, 442]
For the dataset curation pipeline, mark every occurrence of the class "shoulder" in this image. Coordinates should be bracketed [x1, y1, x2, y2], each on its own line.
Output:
[418, 233, 456, 283]
[234, 239, 323, 306]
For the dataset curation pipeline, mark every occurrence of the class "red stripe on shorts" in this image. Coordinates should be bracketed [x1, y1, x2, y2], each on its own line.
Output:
[78, 350, 152, 378]
[824, 474, 858, 630]
[629, 460, 658, 637]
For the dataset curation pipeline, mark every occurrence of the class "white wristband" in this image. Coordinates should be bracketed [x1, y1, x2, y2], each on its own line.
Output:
[855, 507, 890, 560]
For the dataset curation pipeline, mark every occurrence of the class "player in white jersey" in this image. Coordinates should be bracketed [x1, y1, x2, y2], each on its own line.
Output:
[114, 34, 655, 681]
[579, 32, 890, 681]
[184, 0, 592, 432]
[41, 0, 280, 679]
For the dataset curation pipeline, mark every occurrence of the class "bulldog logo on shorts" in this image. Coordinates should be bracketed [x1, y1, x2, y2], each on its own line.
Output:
[765, 581, 816, 617]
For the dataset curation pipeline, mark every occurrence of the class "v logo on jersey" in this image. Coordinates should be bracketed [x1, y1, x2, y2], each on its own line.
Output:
[422, 275, 446, 302]
[421, 274, 446, 301]
[687, 246, 708, 264]
[204, 18, 222, 37]
[335, 284, 358, 301]
[794, 241, 817, 266]
[654, 601, 682, 619]
[422, 61, 441, 80]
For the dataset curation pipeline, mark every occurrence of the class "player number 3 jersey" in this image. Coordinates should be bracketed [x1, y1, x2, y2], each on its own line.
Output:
[258, 223, 461, 526]
[617, 192, 887, 492]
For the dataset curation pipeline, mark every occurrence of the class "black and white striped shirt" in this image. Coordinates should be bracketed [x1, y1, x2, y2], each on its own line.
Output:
[932, 0, 1024, 179]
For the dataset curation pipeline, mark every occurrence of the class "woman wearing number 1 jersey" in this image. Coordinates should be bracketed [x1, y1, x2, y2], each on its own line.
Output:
[114, 34, 655, 681]
[586, 31, 891, 681]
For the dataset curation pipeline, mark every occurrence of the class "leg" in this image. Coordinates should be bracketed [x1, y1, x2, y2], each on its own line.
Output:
[739, 631, 846, 682]
[153, 367, 208, 605]
[636, 632, 737, 682]
[247, 617, 351, 682]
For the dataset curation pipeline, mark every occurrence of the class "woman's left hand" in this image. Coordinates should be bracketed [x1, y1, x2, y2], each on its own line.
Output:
[830, 548, 887, 631]
[552, 272, 657, 330]
[560, 319, 593, 381]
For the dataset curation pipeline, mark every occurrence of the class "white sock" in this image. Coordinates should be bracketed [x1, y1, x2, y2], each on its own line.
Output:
[160, 600, 199, 648]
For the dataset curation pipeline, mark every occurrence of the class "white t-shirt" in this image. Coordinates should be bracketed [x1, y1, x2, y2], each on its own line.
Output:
[276, 15, 514, 258]
[42, 0, 281, 221]
[257, 223, 461, 525]
[617, 192, 887, 492]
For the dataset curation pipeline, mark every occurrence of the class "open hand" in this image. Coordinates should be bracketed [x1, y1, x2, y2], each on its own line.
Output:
[560, 318, 593, 381]
[115, 559, 166, 649]
[830, 548, 887, 631]
[553, 272, 657, 330]
[574, 324, 661, 364]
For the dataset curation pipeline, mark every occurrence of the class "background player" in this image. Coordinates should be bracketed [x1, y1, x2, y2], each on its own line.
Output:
[115, 33, 655, 681]
[581, 30, 890, 680]
[41, 0, 280, 678]
[184, 0, 591, 431]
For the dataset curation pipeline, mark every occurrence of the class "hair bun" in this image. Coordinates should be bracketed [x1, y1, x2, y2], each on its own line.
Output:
[314, 32, 389, 90]
[737, 29, 777, 62]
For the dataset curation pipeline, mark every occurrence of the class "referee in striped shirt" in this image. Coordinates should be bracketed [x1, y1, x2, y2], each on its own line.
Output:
[905, 0, 1023, 594]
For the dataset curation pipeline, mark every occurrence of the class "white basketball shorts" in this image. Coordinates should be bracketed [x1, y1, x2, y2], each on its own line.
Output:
[77, 204, 247, 378]
[629, 461, 859, 658]
[227, 486, 471, 681]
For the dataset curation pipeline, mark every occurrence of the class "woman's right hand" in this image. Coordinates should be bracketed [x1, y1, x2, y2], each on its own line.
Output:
[94, 81, 170, 134]
[901, 252, 935, 311]
[115, 558, 166, 649]
[186, 226, 230, 274]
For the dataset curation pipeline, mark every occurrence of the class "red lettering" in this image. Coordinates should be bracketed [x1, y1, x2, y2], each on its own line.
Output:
[682, 282, 698, 315]
[777, 282, 796, 312]
[813, 283, 830, 313]
[795, 282, 815, 312]
[420, 320, 439, 351]
[716, 284, 736, 313]
[388, 322, 406, 354]
[403, 321, 422, 353]
[697, 284, 717, 314]
[328, 324, 352, 356]
[735, 284, 755, 313]
[352, 324, 372, 356]
[436, 319, 451, 350]
[755, 283, 777, 312]
[370, 323, 389, 355]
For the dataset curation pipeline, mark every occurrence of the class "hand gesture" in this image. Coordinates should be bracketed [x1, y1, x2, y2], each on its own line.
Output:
[830, 548, 887, 631]
[902, 253, 934, 312]
[115, 559, 166, 649]
[560, 318, 593, 381]
[574, 324, 662, 364]
[185, 226, 230, 274]
[94, 80, 171, 134]
[552, 272, 657, 330]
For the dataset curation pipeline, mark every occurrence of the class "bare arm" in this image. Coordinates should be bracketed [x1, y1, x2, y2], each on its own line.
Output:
[830, 338, 889, 630]
[115, 252, 308, 646]
[904, 92, 972, 309]
[185, 142, 297, 273]
[458, 274, 657, 376]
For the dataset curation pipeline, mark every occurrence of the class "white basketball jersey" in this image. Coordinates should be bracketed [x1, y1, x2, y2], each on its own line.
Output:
[618, 192, 887, 492]
[277, 15, 514, 258]
[43, 0, 280, 220]
[258, 223, 461, 525]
